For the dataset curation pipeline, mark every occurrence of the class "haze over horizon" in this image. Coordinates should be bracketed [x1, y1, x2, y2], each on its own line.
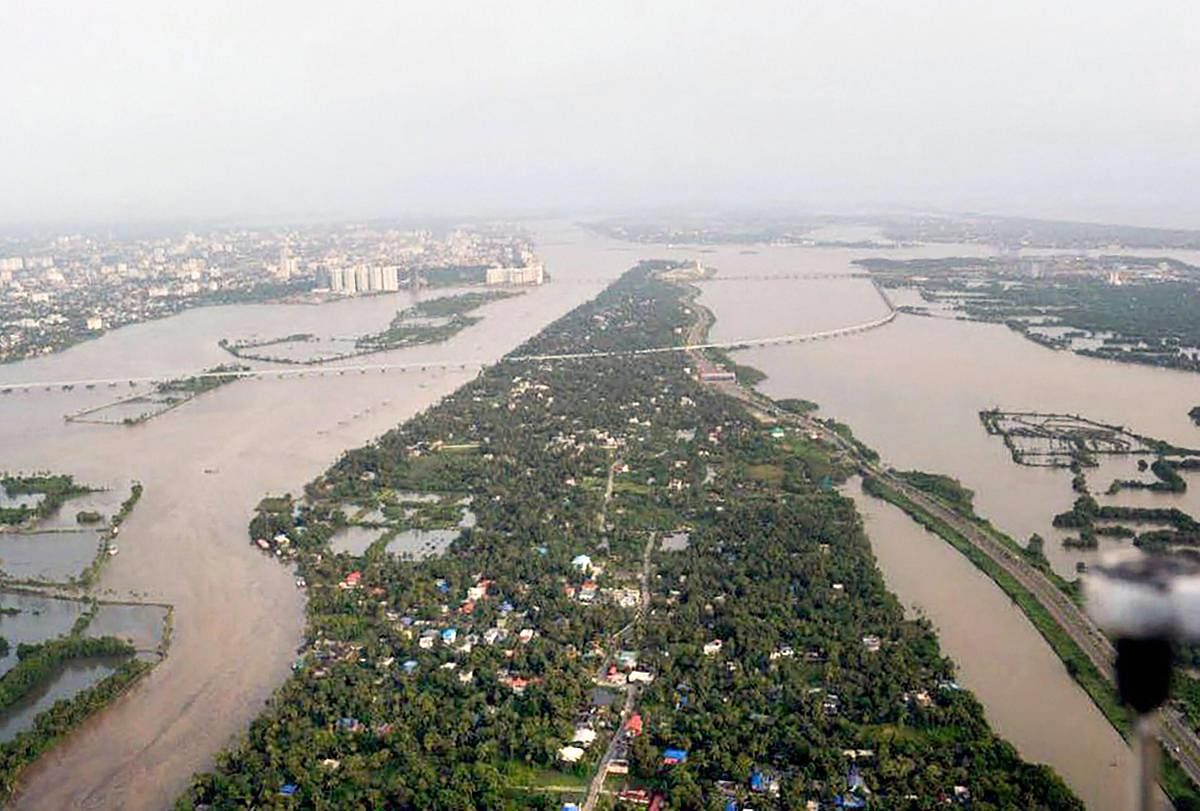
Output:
[4, 1, 1199, 228]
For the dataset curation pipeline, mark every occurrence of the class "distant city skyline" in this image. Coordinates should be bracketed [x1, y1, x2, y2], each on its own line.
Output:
[3, 1, 1199, 228]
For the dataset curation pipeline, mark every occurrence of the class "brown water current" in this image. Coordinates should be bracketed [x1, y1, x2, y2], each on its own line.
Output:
[656, 238, 1200, 809]
[0, 223, 631, 810]
[3, 225, 1194, 808]
[848, 482, 1135, 811]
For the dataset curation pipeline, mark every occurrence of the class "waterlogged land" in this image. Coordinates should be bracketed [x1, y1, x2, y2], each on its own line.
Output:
[601, 235, 1200, 808]
[222, 290, 521, 365]
[6, 220, 1196, 808]
[66, 364, 250, 426]
[860, 254, 1200, 374]
[0, 474, 165, 801]
[181, 265, 1079, 810]
[0, 475, 139, 585]
[845, 483, 1137, 811]
[0, 223, 634, 810]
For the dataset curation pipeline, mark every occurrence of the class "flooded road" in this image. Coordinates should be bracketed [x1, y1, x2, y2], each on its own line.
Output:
[0, 223, 632, 810]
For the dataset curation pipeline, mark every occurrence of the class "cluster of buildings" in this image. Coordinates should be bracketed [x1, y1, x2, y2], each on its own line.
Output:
[0, 222, 540, 362]
[327, 264, 402, 294]
[485, 262, 545, 286]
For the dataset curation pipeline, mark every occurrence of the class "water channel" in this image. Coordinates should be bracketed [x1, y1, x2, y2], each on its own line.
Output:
[1, 223, 1195, 808]
[667, 236, 1200, 809]
[0, 222, 634, 810]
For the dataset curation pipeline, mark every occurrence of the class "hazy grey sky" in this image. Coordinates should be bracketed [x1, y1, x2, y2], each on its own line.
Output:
[3, 1, 1199, 226]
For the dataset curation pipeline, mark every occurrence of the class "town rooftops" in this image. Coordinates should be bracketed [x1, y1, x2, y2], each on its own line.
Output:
[662, 747, 688, 764]
[558, 745, 585, 764]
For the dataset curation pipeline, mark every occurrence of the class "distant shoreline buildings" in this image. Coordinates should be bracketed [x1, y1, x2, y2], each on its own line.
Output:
[0, 223, 541, 362]
[327, 265, 402, 294]
[485, 262, 544, 286]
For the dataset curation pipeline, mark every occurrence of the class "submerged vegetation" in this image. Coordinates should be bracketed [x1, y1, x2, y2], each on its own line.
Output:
[0, 475, 93, 527]
[356, 290, 521, 354]
[156, 363, 249, 397]
[0, 471, 161, 801]
[180, 264, 1078, 810]
[0, 636, 134, 713]
[220, 291, 520, 365]
[65, 364, 250, 427]
[979, 409, 1195, 468]
[979, 410, 1200, 551]
[860, 256, 1200, 374]
[0, 657, 152, 802]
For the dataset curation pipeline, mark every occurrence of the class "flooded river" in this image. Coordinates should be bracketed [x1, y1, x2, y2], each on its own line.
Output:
[848, 480, 1134, 811]
[667, 237, 1200, 808]
[0, 223, 633, 810]
[2, 223, 1193, 808]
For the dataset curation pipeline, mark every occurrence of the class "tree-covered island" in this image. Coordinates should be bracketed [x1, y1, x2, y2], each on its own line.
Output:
[180, 264, 1079, 810]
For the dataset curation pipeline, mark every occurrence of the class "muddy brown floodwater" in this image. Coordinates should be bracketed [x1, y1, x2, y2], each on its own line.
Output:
[0, 223, 631, 810]
[5, 224, 1192, 809]
[668, 237, 1200, 809]
[847, 480, 1135, 811]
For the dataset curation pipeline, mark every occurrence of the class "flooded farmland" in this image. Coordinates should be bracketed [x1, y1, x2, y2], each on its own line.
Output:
[658, 237, 1200, 808]
[0, 222, 636, 810]
[2, 223, 1195, 808]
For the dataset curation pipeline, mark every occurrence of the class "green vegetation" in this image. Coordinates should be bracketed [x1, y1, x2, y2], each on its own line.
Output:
[156, 363, 249, 397]
[223, 292, 520, 366]
[0, 636, 134, 712]
[864, 473, 1200, 807]
[1110, 458, 1187, 494]
[67, 363, 248, 426]
[895, 470, 974, 513]
[221, 333, 314, 352]
[0, 657, 152, 803]
[0, 475, 92, 527]
[112, 482, 142, 527]
[705, 348, 767, 387]
[75, 510, 103, 525]
[861, 478, 1130, 725]
[77, 483, 141, 587]
[861, 256, 1200, 374]
[1053, 497, 1200, 551]
[356, 291, 521, 353]
[875, 214, 1200, 250]
[1191, 406, 1200, 427]
[776, 398, 819, 416]
[979, 409, 1197, 468]
[181, 264, 1078, 810]
[820, 418, 879, 464]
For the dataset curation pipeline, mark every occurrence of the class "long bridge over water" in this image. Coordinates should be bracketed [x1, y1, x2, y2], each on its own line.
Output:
[0, 277, 896, 394]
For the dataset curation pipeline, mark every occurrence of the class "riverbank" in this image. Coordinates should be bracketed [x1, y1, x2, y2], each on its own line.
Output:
[0, 223, 632, 810]
[860, 474, 1200, 804]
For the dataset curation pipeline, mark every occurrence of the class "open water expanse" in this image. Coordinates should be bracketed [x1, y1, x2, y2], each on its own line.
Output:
[671, 235, 1200, 810]
[0, 222, 633, 810]
[1, 223, 1196, 808]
